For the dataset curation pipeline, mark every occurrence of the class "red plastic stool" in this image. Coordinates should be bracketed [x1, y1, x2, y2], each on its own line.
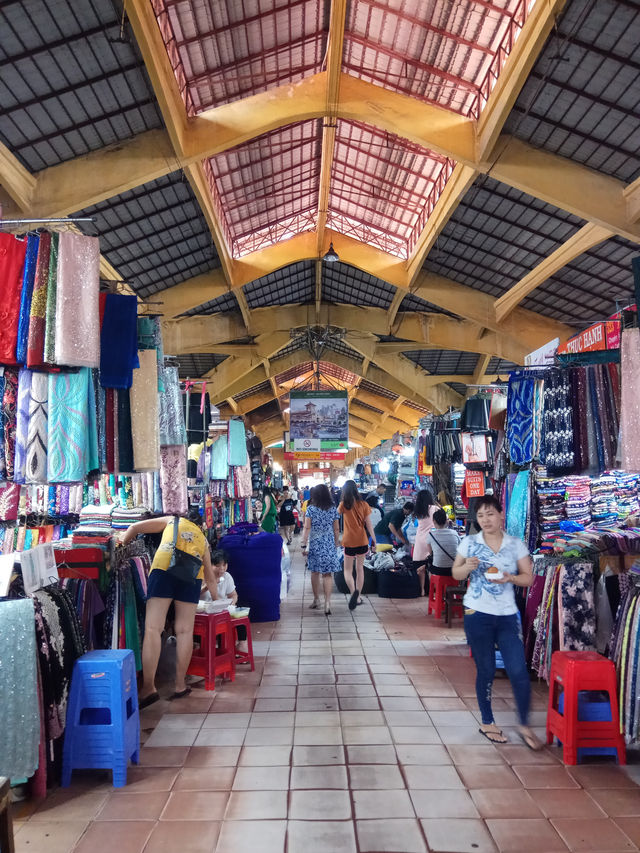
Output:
[231, 615, 255, 671]
[187, 612, 236, 691]
[428, 575, 459, 620]
[546, 650, 626, 766]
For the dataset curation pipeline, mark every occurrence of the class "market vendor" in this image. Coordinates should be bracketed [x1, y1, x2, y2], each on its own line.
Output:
[374, 502, 414, 547]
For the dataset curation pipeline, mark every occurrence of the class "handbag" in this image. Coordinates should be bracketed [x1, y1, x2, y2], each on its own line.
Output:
[166, 518, 202, 584]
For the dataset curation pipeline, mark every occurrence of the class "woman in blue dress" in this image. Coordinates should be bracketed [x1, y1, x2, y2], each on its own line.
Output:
[301, 484, 341, 615]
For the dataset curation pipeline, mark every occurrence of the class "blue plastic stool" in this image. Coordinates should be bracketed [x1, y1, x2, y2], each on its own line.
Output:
[62, 649, 140, 788]
[556, 691, 618, 763]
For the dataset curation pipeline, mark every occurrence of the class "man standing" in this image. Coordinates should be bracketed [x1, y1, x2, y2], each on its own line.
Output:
[366, 483, 387, 512]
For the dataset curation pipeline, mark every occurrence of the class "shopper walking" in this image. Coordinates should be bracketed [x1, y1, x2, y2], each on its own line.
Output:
[120, 509, 216, 708]
[452, 495, 540, 749]
[338, 480, 377, 610]
[260, 485, 278, 533]
[301, 484, 341, 615]
[278, 487, 297, 544]
[412, 488, 440, 595]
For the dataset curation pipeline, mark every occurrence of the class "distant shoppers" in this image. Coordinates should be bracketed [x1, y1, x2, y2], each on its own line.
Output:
[374, 502, 414, 547]
[301, 484, 341, 615]
[412, 489, 440, 595]
[260, 485, 278, 533]
[279, 487, 297, 544]
[338, 480, 377, 610]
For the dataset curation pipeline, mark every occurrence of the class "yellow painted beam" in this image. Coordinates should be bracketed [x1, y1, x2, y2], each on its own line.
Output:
[156, 269, 231, 318]
[0, 140, 36, 211]
[494, 223, 614, 322]
[387, 289, 406, 330]
[162, 314, 248, 354]
[623, 176, 640, 224]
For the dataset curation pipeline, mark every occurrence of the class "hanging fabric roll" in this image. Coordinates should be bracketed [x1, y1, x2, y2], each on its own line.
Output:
[210, 433, 229, 480]
[47, 368, 98, 482]
[158, 364, 187, 446]
[228, 418, 247, 466]
[13, 367, 33, 484]
[26, 371, 49, 484]
[0, 233, 28, 365]
[43, 231, 59, 364]
[3, 368, 19, 480]
[160, 445, 188, 514]
[16, 233, 40, 365]
[130, 349, 160, 471]
[26, 232, 52, 370]
[0, 372, 5, 478]
[54, 232, 100, 368]
[116, 389, 134, 473]
[100, 293, 139, 388]
[620, 328, 640, 473]
[507, 373, 535, 465]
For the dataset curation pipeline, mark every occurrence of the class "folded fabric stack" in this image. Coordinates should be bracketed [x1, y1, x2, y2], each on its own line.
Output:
[72, 503, 114, 544]
[111, 505, 151, 530]
[613, 470, 640, 521]
[565, 476, 592, 528]
[535, 471, 567, 536]
[590, 473, 618, 529]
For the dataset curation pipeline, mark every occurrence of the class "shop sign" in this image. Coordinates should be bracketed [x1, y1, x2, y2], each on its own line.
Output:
[204, 494, 213, 529]
[558, 319, 622, 355]
[284, 451, 347, 460]
[465, 470, 485, 498]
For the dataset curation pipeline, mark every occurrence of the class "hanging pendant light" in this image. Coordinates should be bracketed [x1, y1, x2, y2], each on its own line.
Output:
[322, 242, 340, 263]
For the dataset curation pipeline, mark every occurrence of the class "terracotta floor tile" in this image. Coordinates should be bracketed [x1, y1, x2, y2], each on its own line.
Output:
[143, 820, 220, 853]
[31, 791, 108, 822]
[384, 711, 433, 727]
[570, 766, 639, 790]
[353, 789, 415, 819]
[173, 767, 236, 790]
[348, 764, 405, 789]
[224, 790, 288, 820]
[340, 710, 386, 726]
[529, 788, 607, 819]
[551, 817, 636, 851]
[513, 764, 581, 789]
[291, 764, 349, 789]
[499, 744, 559, 765]
[293, 725, 343, 745]
[435, 725, 488, 745]
[215, 820, 287, 853]
[342, 726, 393, 745]
[192, 728, 245, 747]
[356, 818, 427, 853]
[137, 747, 190, 767]
[73, 820, 154, 853]
[390, 726, 441, 744]
[471, 788, 543, 819]
[184, 746, 241, 766]
[589, 788, 640, 817]
[288, 819, 357, 853]
[292, 745, 346, 765]
[421, 818, 497, 852]
[160, 791, 229, 821]
[143, 728, 198, 748]
[421, 697, 468, 711]
[410, 788, 479, 818]
[614, 819, 640, 847]
[486, 818, 567, 852]
[403, 764, 464, 789]
[338, 697, 381, 710]
[238, 745, 293, 765]
[447, 745, 506, 765]
[14, 820, 88, 853]
[95, 791, 168, 821]
[296, 710, 341, 726]
[345, 744, 398, 764]
[116, 767, 178, 792]
[200, 712, 251, 727]
[232, 765, 290, 790]
[395, 744, 451, 765]
[290, 788, 352, 819]
[457, 763, 522, 789]
[243, 726, 294, 746]
[250, 711, 296, 727]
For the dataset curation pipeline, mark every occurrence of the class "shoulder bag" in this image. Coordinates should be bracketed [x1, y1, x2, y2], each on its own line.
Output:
[166, 518, 202, 584]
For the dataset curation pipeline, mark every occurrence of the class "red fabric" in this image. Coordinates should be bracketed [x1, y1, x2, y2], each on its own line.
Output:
[99, 291, 107, 327]
[0, 234, 27, 364]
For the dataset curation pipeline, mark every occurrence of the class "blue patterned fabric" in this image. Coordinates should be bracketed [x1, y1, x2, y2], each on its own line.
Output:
[507, 373, 535, 465]
[458, 531, 529, 616]
[16, 234, 39, 365]
[506, 470, 530, 541]
[306, 505, 340, 574]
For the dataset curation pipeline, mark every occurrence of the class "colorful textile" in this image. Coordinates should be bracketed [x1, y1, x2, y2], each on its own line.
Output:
[3, 368, 19, 480]
[55, 232, 100, 367]
[16, 234, 40, 364]
[620, 330, 640, 473]
[26, 232, 51, 369]
[13, 368, 33, 484]
[26, 371, 49, 484]
[158, 364, 186, 446]
[210, 434, 228, 480]
[558, 563, 596, 652]
[100, 293, 139, 388]
[0, 373, 5, 478]
[228, 418, 247, 466]
[130, 349, 160, 471]
[506, 470, 530, 541]
[507, 373, 535, 465]
[47, 368, 98, 482]
[116, 389, 134, 473]
[137, 316, 164, 391]
[160, 445, 188, 514]
[43, 232, 59, 364]
[0, 233, 28, 364]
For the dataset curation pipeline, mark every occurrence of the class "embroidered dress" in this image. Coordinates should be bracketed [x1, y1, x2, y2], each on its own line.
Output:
[160, 445, 188, 514]
[306, 505, 340, 574]
[43, 232, 59, 364]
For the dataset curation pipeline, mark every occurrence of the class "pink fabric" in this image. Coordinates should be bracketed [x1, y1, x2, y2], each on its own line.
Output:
[621, 329, 640, 473]
[160, 445, 188, 514]
[55, 232, 100, 367]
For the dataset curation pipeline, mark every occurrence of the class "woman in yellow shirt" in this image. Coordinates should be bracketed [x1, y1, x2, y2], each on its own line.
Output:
[120, 509, 216, 708]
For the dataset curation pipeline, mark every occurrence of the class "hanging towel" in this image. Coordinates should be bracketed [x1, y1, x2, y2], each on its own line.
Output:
[43, 232, 59, 363]
[159, 364, 187, 446]
[13, 368, 33, 484]
[100, 293, 139, 388]
[26, 232, 51, 370]
[130, 349, 160, 471]
[116, 389, 134, 473]
[0, 234, 28, 364]
[47, 368, 95, 482]
[54, 232, 100, 367]
[228, 418, 247, 466]
[16, 234, 40, 364]
[26, 372, 48, 484]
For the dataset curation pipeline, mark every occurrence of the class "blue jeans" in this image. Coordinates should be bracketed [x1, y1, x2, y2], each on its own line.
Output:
[464, 610, 530, 726]
[376, 534, 392, 545]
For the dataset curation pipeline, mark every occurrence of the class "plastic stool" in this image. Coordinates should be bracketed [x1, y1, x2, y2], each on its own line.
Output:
[546, 650, 626, 766]
[444, 584, 466, 627]
[428, 575, 459, 620]
[62, 649, 139, 788]
[188, 612, 236, 691]
[231, 615, 255, 670]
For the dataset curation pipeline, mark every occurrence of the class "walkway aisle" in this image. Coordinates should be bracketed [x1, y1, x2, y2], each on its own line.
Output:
[13, 542, 640, 853]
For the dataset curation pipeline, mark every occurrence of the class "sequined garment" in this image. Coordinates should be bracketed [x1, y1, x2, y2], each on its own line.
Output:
[25, 371, 49, 484]
[3, 368, 19, 480]
[158, 364, 187, 446]
[16, 233, 40, 364]
[55, 232, 101, 367]
[130, 349, 160, 471]
[160, 445, 188, 514]
[0, 233, 28, 364]
[507, 374, 535, 465]
[43, 232, 59, 364]
[26, 231, 51, 370]
[0, 598, 41, 779]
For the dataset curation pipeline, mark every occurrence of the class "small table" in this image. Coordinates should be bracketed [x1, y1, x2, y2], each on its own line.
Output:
[444, 584, 467, 627]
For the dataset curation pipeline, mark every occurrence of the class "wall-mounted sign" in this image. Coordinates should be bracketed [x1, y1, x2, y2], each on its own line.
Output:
[290, 391, 348, 451]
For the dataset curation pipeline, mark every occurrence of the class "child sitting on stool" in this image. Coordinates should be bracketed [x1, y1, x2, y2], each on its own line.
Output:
[201, 549, 249, 657]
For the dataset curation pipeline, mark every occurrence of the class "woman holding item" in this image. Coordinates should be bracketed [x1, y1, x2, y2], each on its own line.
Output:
[301, 484, 341, 615]
[120, 508, 216, 708]
[260, 485, 278, 533]
[338, 480, 376, 610]
[451, 495, 540, 750]
[412, 488, 440, 596]
[278, 487, 297, 545]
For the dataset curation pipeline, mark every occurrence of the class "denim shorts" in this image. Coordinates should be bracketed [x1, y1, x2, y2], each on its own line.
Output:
[147, 569, 202, 604]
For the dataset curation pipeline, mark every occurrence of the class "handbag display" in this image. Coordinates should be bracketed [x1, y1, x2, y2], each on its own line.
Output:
[166, 518, 202, 584]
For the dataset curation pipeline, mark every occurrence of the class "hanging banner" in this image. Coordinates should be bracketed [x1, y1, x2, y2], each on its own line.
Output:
[289, 390, 348, 451]
[465, 470, 485, 498]
[557, 319, 621, 355]
[204, 494, 214, 529]
[284, 451, 346, 461]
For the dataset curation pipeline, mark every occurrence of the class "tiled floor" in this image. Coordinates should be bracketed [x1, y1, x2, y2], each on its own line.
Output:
[13, 540, 640, 852]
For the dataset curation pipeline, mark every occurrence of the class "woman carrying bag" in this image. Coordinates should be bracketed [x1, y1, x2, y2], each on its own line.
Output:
[120, 508, 216, 708]
[338, 480, 377, 610]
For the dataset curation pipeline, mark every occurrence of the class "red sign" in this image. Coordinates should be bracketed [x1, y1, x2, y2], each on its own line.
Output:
[558, 319, 622, 355]
[465, 470, 485, 499]
[204, 495, 213, 529]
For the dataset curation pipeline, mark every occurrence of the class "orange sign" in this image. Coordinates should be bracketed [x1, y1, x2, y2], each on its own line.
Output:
[558, 319, 621, 355]
[465, 470, 485, 498]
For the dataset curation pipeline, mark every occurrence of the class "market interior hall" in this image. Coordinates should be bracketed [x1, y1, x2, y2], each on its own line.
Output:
[1, 0, 640, 852]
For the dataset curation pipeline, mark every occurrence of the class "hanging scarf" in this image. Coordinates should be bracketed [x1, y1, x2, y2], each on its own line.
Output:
[507, 373, 535, 465]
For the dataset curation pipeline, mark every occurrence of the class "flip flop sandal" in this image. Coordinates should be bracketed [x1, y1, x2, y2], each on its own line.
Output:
[478, 726, 508, 744]
[518, 729, 543, 751]
[138, 691, 160, 710]
[170, 687, 192, 700]
[309, 601, 319, 609]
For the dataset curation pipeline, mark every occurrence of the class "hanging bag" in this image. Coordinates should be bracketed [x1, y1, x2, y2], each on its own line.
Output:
[166, 517, 202, 584]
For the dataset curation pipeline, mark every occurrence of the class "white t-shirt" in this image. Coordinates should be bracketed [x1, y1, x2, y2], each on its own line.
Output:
[457, 531, 529, 616]
[203, 571, 236, 601]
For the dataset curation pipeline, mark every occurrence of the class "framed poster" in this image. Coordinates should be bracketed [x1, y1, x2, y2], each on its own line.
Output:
[462, 433, 487, 464]
[289, 391, 348, 451]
